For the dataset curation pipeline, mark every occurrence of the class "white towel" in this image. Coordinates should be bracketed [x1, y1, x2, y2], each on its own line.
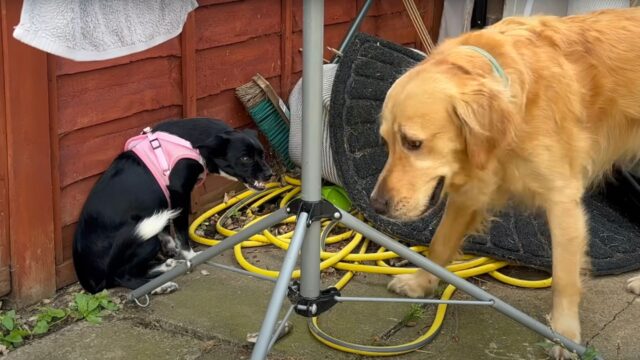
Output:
[13, 0, 198, 61]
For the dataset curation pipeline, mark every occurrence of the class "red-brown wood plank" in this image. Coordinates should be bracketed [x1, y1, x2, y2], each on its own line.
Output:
[197, 0, 240, 6]
[292, 0, 357, 31]
[196, 76, 281, 127]
[430, 0, 444, 43]
[59, 106, 182, 188]
[367, 0, 407, 16]
[292, 22, 357, 73]
[280, 0, 293, 100]
[57, 56, 182, 134]
[55, 38, 180, 76]
[197, 89, 253, 128]
[61, 176, 98, 228]
[48, 55, 64, 271]
[55, 259, 76, 289]
[60, 224, 76, 266]
[0, 8, 10, 297]
[196, 0, 281, 50]
[1, 0, 56, 305]
[196, 34, 281, 98]
[191, 176, 242, 216]
[182, 12, 197, 117]
[289, 71, 302, 94]
[374, 11, 423, 47]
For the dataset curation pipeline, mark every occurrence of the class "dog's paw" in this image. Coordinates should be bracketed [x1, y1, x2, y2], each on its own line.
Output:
[548, 344, 578, 360]
[387, 272, 437, 298]
[151, 281, 179, 295]
[626, 275, 640, 295]
[180, 249, 200, 261]
[548, 313, 581, 360]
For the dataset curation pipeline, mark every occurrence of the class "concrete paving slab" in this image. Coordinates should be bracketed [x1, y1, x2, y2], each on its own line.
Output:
[5, 319, 203, 360]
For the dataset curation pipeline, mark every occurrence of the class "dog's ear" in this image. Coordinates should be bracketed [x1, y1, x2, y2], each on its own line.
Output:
[453, 82, 516, 170]
[199, 132, 231, 157]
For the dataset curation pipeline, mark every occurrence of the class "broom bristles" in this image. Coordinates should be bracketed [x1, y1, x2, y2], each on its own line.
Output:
[235, 79, 266, 109]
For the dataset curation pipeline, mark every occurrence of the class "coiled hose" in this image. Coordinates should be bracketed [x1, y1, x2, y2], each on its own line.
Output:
[188, 176, 552, 356]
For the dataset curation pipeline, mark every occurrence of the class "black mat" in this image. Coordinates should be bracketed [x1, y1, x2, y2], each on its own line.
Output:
[329, 33, 640, 276]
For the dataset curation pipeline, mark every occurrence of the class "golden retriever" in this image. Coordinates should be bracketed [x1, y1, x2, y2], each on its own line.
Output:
[370, 7, 640, 359]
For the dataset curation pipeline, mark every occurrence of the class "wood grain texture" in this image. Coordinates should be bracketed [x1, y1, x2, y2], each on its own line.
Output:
[61, 176, 98, 228]
[59, 106, 182, 188]
[48, 55, 64, 272]
[375, 11, 425, 47]
[292, 22, 357, 73]
[197, 88, 255, 128]
[196, 0, 281, 50]
[280, 0, 293, 99]
[196, 34, 281, 98]
[0, 6, 9, 297]
[55, 38, 180, 76]
[57, 56, 182, 134]
[182, 12, 197, 117]
[60, 224, 77, 267]
[2, 0, 56, 305]
[292, 0, 357, 31]
[54, 259, 76, 289]
[197, 0, 240, 6]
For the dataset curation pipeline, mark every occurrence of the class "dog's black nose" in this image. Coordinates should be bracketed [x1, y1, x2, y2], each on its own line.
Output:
[370, 194, 389, 215]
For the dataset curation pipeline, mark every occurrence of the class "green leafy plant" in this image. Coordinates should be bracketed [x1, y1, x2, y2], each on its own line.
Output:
[70, 290, 119, 324]
[0, 310, 30, 348]
[0, 290, 119, 353]
[32, 307, 68, 335]
[402, 304, 426, 325]
[535, 341, 600, 360]
[582, 345, 601, 360]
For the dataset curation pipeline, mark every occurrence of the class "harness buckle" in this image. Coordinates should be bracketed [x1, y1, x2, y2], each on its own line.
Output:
[150, 138, 162, 150]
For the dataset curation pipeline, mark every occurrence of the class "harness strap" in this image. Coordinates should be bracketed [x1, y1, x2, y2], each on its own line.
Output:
[143, 127, 170, 175]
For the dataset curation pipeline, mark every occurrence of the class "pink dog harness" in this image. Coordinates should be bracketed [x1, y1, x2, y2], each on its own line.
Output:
[125, 127, 206, 205]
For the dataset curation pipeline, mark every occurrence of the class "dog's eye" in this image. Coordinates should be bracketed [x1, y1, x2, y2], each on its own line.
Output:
[240, 156, 251, 163]
[402, 136, 422, 151]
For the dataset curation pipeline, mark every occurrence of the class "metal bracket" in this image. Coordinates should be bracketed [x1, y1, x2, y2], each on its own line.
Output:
[287, 280, 340, 317]
[285, 198, 341, 226]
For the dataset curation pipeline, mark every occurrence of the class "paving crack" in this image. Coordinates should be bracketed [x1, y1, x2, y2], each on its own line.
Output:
[587, 294, 638, 344]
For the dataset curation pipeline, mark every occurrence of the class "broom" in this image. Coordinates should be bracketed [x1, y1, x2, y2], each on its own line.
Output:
[235, 74, 295, 170]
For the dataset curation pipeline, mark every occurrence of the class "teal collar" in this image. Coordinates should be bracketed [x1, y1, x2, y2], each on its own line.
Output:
[461, 45, 509, 87]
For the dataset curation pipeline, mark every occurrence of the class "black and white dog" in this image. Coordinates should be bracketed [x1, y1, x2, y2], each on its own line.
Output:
[72, 118, 272, 294]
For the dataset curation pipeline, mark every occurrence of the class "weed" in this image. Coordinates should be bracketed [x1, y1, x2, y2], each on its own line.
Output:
[0, 290, 119, 352]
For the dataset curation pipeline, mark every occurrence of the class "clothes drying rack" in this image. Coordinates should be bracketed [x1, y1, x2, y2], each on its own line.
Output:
[128, 1, 598, 359]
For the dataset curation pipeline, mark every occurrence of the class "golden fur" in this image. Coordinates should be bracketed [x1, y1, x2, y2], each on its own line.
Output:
[371, 8, 640, 358]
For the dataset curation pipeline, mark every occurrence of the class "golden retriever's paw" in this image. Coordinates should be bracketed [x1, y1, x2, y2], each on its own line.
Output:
[549, 315, 581, 360]
[548, 345, 578, 360]
[626, 275, 640, 295]
[387, 273, 437, 298]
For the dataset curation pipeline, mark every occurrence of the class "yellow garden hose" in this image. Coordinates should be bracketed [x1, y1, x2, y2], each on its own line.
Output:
[188, 176, 552, 356]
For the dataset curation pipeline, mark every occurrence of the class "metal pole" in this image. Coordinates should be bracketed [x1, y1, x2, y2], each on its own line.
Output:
[299, 0, 324, 299]
[128, 208, 288, 300]
[335, 296, 494, 306]
[332, 0, 374, 63]
[251, 212, 310, 360]
[339, 211, 596, 359]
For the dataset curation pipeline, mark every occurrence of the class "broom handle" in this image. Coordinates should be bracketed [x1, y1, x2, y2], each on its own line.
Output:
[331, 0, 375, 64]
